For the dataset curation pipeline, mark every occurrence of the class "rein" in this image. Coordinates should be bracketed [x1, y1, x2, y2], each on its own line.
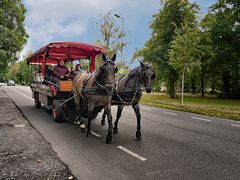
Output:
[115, 68, 143, 105]
[80, 61, 116, 97]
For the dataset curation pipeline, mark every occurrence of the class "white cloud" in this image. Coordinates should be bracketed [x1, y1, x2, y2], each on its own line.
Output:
[21, 0, 159, 59]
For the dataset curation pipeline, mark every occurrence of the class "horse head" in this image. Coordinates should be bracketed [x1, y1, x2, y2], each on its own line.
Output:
[98, 53, 118, 90]
[139, 61, 155, 93]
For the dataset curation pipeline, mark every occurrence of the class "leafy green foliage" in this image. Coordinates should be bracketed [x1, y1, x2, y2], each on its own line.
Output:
[0, 0, 28, 77]
[115, 60, 130, 77]
[6, 63, 20, 82]
[96, 11, 126, 55]
[16, 60, 31, 85]
[133, 0, 199, 98]
[6, 50, 33, 85]
[169, 23, 201, 72]
[96, 11, 129, 74]
[168, 21, 215, 96]
[201, 0, 240, 98]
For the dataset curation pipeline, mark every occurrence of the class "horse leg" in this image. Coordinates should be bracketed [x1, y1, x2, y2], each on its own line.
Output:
[132, 103, 141, 141]
[105, 104, 113, 144]
[73, 96, 86, 132]
[113, 105, 124, 134]
[86, 105, 93, 137]
[74, 96, 81, 124]
[101, 110, 106, 126]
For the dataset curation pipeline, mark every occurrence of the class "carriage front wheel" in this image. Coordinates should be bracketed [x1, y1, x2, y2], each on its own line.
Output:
[52, 100, 63, 122]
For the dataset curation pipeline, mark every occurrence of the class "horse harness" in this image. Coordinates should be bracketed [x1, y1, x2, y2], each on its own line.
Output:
[80, 73, 114, 96]
[113, 67, 148, 106]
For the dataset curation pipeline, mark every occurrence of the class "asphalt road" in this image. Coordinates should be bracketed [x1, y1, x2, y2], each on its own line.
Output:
[1, 83, 240, 180]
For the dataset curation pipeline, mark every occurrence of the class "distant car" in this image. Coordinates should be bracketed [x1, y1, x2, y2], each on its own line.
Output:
[7, 80, 15, 86]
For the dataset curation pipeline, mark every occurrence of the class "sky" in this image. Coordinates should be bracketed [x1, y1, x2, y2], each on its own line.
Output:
[21, 0, 217, 67]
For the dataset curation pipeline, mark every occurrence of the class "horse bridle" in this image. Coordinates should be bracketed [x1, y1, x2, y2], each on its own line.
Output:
[139, 65, 152, 83]
[120, 65, 152, 89]
[94, 60, 116, 90]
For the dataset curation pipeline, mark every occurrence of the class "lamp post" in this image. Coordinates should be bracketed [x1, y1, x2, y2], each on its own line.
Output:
[114, 14, 124, 61]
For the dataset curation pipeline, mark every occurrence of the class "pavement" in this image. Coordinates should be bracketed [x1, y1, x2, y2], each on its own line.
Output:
[1, 83, 240, 180]
[0, 85, 74, 179]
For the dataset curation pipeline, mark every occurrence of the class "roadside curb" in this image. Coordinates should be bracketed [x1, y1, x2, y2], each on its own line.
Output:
[0, 86, 76, 179]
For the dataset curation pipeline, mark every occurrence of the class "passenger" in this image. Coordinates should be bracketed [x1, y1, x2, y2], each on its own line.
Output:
[70, 64, 83, 79]
[74, 64, 83, 73]
[53, 60, 70, 80]
[44, 65, 53, 82]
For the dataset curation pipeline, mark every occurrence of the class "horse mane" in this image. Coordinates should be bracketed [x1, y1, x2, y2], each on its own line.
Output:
[93, 67, 104, 84]
[125, 66, 141, 81]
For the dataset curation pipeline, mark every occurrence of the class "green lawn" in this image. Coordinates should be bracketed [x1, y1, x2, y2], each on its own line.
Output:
[140, 93, 240, 121]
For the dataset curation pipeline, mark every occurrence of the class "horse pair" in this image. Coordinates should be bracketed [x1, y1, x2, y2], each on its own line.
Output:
[72, 54, 155, 144]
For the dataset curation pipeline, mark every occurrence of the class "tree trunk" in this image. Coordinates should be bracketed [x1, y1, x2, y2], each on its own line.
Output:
[201, 62, 205, 97]
[201, 76, 205, 97]
[168, 69, 178, 99]
[191, 76, 196, 94]
[211, 80, 215, 94]
[221, 72, 231, 98]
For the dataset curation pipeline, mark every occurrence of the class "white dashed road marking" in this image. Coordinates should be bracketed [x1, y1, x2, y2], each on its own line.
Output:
[117, 146, 147, 161]
[162, 111, 177, 116]
[232, 124, 240, 128]
[192, 116, 212, 122]
[7, 87, 33, 101]
[90, 131, 101, 137]
[14, 124, 26, 128]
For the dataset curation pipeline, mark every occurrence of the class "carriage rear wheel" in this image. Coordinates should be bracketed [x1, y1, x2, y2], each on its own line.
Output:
[34, 92, 41, 109]
[52, 100, 63, 122]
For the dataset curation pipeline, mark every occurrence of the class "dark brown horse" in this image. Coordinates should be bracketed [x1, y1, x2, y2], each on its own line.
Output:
[72, 54, 117, 144]
[101, 62, 155, 140]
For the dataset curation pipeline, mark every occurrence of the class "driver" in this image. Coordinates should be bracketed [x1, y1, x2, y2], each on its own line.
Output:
[53, 60, 70, 88]
[53, 60, 70, 80]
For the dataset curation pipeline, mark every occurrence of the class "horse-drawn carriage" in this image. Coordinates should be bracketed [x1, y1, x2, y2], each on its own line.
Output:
[27, 41, 155, 143]
[27, 42, 105, 122]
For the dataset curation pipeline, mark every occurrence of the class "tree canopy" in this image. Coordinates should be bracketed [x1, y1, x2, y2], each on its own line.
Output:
[0, 0, 28, 77]
[202, 0, 240, 98]
[96, 11, 129, 74]
[133, 0, 199, 98]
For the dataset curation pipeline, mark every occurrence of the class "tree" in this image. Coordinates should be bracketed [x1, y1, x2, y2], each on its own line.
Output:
[96, 11, 126, 61]
[169, 21, 215, 97]
[202, 0, 240, 98]
[115, 60, 130, 77]
[169, 23, 201, 73]
[132, 0, 199, 98]
[6, 63, 20, 82]
[0, 0, 28, 76]
[16, 60, 30, 85]
[168, 23, 201, 104]
[6, 50, 33, 85]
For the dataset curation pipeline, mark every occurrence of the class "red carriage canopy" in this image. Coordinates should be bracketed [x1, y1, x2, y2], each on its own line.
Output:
[27, 42, 105, 72]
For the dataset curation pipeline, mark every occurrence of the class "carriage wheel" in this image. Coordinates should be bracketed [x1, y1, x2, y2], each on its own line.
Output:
[34, 92, 41, 109]
[52, 100, 63, 122]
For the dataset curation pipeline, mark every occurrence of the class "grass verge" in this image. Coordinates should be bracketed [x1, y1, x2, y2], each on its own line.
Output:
[140, 93, 240, 121]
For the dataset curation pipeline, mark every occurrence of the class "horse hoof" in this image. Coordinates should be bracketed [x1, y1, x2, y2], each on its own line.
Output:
[101, 120, 105, 126]
[136, 131, 141, 141]
[106, 134, 112, 144]
[113, 128, 119, 134]
[86, 131, 91, 137]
